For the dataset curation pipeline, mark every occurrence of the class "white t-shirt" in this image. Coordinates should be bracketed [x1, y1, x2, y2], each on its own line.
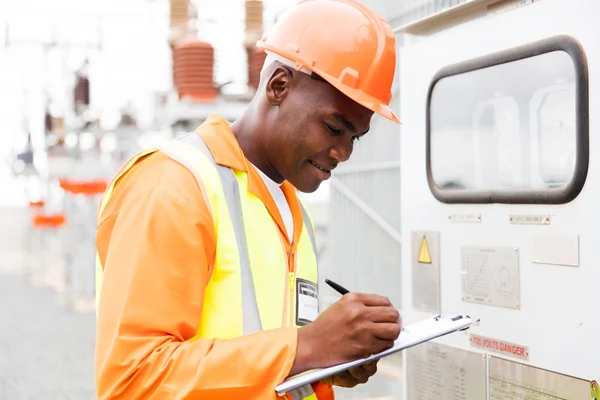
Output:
[251, 164, 294, 242]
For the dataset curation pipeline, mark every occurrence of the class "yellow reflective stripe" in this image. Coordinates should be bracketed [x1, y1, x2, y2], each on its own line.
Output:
[158, 139, 245, 340]
[176, 133, 262, 336]
[243, 179, 289, 331]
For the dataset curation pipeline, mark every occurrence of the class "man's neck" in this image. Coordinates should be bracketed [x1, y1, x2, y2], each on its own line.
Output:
[229, 106, 284, 184]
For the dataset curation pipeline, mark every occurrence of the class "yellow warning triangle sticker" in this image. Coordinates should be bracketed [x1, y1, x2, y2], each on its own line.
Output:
[418, 235, 432, 264]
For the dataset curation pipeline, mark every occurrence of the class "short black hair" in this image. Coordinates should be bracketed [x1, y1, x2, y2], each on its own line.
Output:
[310, 72, 327, 83]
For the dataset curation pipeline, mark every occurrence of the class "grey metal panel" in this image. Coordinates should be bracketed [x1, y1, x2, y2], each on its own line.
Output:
[337, 168, 401, 234]
[348, 89, 401, 164]
[386, 0, 469, 28]
[320, 182, 402, 309]
[360, 0, 463, 23]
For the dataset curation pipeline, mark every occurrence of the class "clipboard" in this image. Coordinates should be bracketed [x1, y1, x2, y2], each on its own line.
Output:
[275, 314, 477, 396]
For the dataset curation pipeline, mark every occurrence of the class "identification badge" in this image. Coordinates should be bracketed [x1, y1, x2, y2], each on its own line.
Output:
[296, 278, 319, 326]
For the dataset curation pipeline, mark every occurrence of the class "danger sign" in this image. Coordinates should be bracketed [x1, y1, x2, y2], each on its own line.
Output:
[470, 334, 529, 360]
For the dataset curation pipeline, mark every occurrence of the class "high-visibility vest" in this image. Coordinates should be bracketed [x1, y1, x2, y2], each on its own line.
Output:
[95, 131, 324, 400]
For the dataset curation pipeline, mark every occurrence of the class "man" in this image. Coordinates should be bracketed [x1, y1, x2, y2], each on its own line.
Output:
[94, 0, 402, 399]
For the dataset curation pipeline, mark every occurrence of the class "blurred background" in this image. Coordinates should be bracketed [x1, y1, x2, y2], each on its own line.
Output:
[0, 0, 466, 398]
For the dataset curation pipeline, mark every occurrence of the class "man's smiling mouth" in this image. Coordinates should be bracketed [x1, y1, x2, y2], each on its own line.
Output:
[308, 159, 331, 173]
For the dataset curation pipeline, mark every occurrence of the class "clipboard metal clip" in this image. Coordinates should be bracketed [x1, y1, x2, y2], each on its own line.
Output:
[459, 315, 480, 331]
[432, 314, 479, 331]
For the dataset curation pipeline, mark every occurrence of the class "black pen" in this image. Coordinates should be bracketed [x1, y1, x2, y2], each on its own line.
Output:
[325, 279, 349, 295]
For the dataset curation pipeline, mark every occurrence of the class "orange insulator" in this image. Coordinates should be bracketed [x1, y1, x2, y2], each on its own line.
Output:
[59, 179, 73, 192]
[33, 213, 66, 228]
[61, 179, 108, 195]
[59, 178, 107, 195]
[173, 40, 216, 101]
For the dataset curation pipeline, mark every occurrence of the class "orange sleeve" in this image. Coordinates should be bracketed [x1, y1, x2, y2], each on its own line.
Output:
[95, 152, 299, 400]
[313, 381, 336, 399]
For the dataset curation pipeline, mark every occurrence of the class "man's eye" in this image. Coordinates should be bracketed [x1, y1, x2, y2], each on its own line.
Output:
[352, 135, 361, 142]
[325, 124, 342, 134]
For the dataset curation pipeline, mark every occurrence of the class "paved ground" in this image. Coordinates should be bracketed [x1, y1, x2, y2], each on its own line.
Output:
[0, 207, 403, 400]
[0, 273, 97, 400]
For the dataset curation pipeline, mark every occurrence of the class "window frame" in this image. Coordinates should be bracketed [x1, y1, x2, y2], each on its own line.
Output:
[426, 35, 589, 204]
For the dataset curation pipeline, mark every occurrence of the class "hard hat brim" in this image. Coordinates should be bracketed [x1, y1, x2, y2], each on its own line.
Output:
[256, 42, 401, 125]
[318, 69, 402, 125]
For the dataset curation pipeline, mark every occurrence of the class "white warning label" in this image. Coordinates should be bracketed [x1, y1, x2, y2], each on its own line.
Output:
[461, 246, 521, 310]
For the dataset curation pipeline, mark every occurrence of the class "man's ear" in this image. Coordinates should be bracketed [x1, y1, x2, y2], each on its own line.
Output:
[265, 66, 293, 106]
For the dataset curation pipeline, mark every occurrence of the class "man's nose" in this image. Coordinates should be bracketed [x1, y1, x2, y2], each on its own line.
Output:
[328, 137, 353, 163]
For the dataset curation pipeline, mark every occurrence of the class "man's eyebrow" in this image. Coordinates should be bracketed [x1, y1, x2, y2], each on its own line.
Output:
[332, 113, 356, 133]
[332, 113, 369, 135]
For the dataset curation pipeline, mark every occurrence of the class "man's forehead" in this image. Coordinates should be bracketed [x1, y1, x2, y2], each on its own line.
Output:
[286, 65, 372, 134]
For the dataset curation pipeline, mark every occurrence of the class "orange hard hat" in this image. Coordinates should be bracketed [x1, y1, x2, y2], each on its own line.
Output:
[257, 0, 400, 124]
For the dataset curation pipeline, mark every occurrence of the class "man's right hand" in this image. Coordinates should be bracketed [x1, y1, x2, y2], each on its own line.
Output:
[289, 292, 402, 376]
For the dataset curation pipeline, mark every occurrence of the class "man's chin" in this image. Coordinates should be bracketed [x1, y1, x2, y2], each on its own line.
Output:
[291, 178, 322, 194]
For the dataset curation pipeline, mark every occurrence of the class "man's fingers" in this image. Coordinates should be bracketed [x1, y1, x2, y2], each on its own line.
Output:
[325, 361, 380, 388]
[362, 360, 379, 375]
[349, 292, 392, 307]
[369, 321, 402, 341]
[357, 361, 379, 376]
[367, 306, 401, 323]
[348, 362, 377, 384]
[332, 370, 360, 388]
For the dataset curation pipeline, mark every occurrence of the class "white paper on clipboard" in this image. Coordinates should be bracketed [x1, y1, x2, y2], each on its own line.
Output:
[275, 314, 477, 396]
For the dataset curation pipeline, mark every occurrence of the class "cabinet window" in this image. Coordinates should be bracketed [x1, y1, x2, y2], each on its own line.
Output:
[427, 36, 588, 204]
